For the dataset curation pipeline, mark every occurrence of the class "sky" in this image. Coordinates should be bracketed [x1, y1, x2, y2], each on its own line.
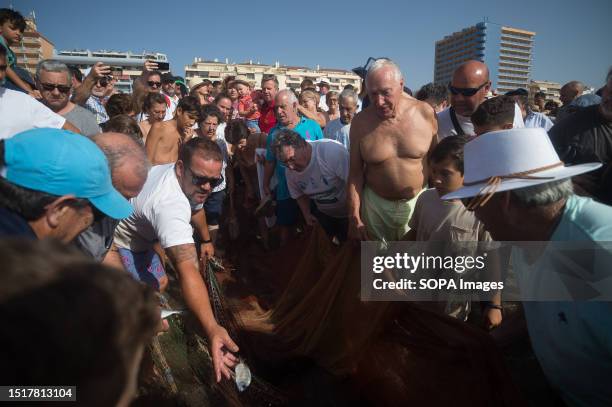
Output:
[4, 0, 612, 91]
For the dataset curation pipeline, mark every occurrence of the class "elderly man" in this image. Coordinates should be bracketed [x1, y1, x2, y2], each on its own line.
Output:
[259, 74, 279, 134]
[347, 59, 437, 241]
[324, 88, 358, 149]
[273, 129, 349, 241]
[36, 60, 100, 137]
[443, 127, 612, 407]
[549, 69, 612, 205]
[75, 132, 149, 263]
[263, 89, 323, 244]
[0, 47, 80, 139]
[113, 137, 239, 383]
[437, 60, 491, 139]
[0, 128, 132, 241]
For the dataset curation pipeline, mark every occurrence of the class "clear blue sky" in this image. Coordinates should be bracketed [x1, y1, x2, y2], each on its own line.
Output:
[5, 0, 612, 91]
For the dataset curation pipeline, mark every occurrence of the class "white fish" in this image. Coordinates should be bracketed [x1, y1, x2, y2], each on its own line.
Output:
[160, 309, 185, 319]
[234, 360, 252, 392]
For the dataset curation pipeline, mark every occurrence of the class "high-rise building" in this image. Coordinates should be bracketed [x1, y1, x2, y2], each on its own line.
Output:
[14, 15, 54, 77]
[53, 50, 170, 93]
[185, 58, 361, 93]
[434, 22, 535, 94]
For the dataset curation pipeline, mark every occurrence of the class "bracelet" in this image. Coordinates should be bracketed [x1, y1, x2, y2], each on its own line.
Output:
[202, 239, 212, 244]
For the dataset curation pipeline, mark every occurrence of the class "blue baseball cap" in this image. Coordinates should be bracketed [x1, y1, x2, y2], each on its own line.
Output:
[4, 128, 133, 220]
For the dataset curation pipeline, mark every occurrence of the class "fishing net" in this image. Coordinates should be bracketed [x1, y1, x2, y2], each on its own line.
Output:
[234, 225, 528, 407]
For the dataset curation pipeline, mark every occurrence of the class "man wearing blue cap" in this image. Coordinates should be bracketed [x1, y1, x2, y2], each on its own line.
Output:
[0, 128, 132, 242]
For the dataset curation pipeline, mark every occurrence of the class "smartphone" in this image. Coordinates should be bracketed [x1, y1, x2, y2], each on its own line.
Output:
[157, 62, 170, 71]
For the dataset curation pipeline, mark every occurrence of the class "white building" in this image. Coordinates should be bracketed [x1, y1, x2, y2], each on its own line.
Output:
[53, 49, 170, 93]
[185, 58, 361, 92]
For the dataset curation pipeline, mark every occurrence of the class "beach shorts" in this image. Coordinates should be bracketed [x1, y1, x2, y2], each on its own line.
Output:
[118, 247, 166, 291]
[361, 186, 424, 242]
[276, 198, 298, 226]
[204, 189, 226, 226]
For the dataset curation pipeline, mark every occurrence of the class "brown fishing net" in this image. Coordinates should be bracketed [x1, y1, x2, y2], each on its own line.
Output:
[234, 225, 527, 407]
[137, 221, 527, 406]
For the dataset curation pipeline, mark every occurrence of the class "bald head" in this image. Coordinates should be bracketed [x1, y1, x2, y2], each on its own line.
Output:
[91, 132, 149, 199]
[450, 60, 491, 116]
[452, 60, 490, 85]
[560, 81, 585, 105]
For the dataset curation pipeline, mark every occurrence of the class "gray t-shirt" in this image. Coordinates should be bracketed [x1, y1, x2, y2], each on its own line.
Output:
[63, 104, 101, 137]
[74, 217, 120, 262]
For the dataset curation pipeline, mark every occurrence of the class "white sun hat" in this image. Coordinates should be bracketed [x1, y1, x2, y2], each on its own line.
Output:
[442, 128, 601, 206]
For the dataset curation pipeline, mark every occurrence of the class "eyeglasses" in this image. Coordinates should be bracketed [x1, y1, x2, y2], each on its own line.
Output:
[40, 83, 72, 94]
[448, 82, 489, 97]
[148, 81, 162, 88]
[187, 167, 224, 188]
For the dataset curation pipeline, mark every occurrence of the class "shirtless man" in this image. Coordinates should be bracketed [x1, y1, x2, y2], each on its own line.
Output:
[139, 92, 168, 143]
[347, 59, 437, 241]
[145, 95, 200, 165]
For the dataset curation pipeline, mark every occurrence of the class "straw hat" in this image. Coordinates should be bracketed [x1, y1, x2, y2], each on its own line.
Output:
[442, 128, 601, 207]
[229, 75, 253, 88]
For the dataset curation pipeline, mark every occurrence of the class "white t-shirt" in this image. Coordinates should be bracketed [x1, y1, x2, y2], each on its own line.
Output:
[114, 164, 195, 252]
[318, 96, 328, 112]
[436, 107, 475, 139]
[0, 87, 66, 140]
[286, 139, 349, 218]
[216, 122, 227, 141]
[323, 118, 351, 149]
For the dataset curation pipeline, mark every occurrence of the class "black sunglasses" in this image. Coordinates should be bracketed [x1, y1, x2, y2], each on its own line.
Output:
[40, 82, 72, 94]
[448, 82, 489, 97]
[188, 167, 224, 188]
[148, 81, 162, 88]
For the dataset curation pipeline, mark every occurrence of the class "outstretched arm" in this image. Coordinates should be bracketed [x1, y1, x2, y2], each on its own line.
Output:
[165, 243, 238, 382]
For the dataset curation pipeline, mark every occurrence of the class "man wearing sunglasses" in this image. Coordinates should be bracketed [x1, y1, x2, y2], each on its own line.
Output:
[437, 60, 491, 139]
[114, 137, 239, 384]
[0, 48, 81, 139]
[36, 60, 101, 137]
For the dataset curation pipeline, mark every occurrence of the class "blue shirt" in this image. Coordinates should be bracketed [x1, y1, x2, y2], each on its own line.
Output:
[265, 117, 323, 200]
[514, 195, 612, 407]
[525, 111, 554, 132]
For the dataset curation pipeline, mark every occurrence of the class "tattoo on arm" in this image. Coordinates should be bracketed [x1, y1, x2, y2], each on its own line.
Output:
[166, 244, 198, 265]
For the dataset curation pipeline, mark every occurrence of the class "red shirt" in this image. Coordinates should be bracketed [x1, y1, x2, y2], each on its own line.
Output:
[259, 100, 276, 134]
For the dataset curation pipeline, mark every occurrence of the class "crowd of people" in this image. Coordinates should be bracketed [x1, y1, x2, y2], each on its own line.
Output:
[1, 7, 611, 406]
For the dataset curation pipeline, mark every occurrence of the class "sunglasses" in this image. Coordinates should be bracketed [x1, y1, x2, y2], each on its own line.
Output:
[148, 81, 162, 88]
[40, 83, 72, 94]
[448, 82, 489, 97]
[188, 167, 224, 188]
